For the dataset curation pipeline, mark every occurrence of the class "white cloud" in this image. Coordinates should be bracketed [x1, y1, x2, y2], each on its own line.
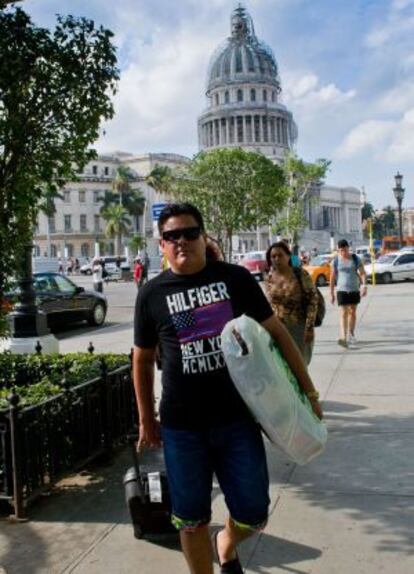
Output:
[335, 108, 414, 162]
[282, 71, 356, 111]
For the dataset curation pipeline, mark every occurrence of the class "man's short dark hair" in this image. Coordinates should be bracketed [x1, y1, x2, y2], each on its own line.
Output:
[158, 203, 205, 233]
[337, 239, 349, 249]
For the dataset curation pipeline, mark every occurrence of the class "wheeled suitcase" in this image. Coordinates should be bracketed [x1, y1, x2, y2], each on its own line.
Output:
[123, 435, 176, 539]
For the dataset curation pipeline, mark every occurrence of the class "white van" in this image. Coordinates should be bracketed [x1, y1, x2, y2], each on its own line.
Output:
[354, 246, 370, 256]
[80, 256, 130, 275]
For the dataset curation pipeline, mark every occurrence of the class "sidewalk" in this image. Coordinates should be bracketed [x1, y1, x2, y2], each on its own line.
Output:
[1, 283, 413, 573]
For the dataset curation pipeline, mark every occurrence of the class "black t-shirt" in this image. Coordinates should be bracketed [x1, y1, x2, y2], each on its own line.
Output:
[134, 261, 273, 429]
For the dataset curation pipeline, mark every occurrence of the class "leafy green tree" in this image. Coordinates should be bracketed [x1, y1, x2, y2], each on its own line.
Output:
[362, 201, 375, 221]
[379, 206, 397, 236]
[101, 205, 131, 255]
[170, 148, 286, 260]
[0, 5, 118, 332]
[276, 153, 330, 245]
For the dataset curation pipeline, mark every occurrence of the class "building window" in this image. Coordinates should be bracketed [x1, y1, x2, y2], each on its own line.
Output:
[214, 94, 219, 106]
[263, 89, 267, 102]
[104, 166, 109, 176]
[94, 215, 101, 232]
[34, 245, 41, 257]
[92, 165, 98, 175]
[272, 91, 276, 102]
[250, 89, 256, 102]
[254, 116, 260, 142]
[80, 214, 87, 232]
[78, 190, 86, 203]
[66, 243, 74, 257]
[237, 116, 243, 143]
[48, 216, 56, 233]
[237, 89, 243, 102]
[64, 190, 71, 203]
[51, 244, 57, 257]
[225, 91, 230, 104]
[93, 190, 100, 203]
[263, 117, 268, 142]
[81, 243, 89, 257]
[64, 215, 72, 232]
[235, 47, 243, 72]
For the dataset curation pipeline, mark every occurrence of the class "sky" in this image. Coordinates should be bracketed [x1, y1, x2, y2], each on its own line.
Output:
[22, 0, 414, 208]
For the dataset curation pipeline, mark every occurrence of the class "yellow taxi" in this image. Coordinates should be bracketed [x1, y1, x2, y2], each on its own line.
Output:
[303, 254, 333, 286]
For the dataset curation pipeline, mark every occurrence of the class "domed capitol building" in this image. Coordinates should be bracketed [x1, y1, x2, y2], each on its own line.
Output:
[198, 5, 297, 162]
[34, 5, 362, 262]
[197, 5, 363, 252]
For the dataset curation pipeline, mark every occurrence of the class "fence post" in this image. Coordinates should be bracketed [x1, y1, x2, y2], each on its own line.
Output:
[8, 389, 27, 521]
[99, 357, 113, 455]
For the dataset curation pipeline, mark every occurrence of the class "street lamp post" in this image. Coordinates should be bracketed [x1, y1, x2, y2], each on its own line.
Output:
[393, 172, 405, 249]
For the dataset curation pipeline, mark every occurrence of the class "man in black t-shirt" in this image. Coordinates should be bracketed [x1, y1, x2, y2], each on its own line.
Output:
[133, 203, 322, 574]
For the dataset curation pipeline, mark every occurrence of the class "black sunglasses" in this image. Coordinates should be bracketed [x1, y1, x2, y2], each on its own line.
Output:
[161, 226, 202, 243]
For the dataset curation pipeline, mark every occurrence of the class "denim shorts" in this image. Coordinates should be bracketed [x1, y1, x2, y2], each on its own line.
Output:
[161, 419, 269, 531]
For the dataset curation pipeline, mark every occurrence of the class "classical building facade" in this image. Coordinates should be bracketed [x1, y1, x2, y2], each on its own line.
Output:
[34, 153, 189, 260]
[197, 5, 363, 252]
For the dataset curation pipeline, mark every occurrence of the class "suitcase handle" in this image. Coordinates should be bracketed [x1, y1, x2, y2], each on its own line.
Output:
[126, 433, 146, 503]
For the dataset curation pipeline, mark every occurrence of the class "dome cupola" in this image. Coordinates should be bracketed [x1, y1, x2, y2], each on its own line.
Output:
[207, 5, 281, 95]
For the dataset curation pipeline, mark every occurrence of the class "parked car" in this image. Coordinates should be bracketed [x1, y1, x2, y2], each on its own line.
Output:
[239, 250, 268, 280]
[303, 254, 333, 286]
[5, 272, 107, 328]
[365, 252, 414, 284]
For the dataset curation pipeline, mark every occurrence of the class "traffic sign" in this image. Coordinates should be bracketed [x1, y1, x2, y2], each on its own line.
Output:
[152, 203, 167, 221]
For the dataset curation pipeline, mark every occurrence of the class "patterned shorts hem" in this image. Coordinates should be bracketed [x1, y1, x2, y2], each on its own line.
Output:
[171, 514, 211, 532]
[230, 516, 268, 532]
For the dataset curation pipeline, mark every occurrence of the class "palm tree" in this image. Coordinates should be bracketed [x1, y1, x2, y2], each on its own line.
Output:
[102, 166, 145, 232]
[129, 234, 146, 257]
[101, 205, 131, 255]
[38, 188, 62, 257]
[145, 165, 173, 195]
[113, 165, 133, 206]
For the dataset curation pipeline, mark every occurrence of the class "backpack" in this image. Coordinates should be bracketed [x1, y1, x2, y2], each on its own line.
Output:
[293, 267, 326, 328]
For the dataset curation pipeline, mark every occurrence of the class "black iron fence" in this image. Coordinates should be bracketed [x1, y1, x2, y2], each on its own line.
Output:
[0, 348, 137, 519]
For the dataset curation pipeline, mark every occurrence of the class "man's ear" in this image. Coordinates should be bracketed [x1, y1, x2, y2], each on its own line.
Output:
[159, 238, 168, 255]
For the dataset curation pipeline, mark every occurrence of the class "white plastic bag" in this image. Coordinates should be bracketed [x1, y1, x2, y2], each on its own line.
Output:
[221, 315, 327, 465]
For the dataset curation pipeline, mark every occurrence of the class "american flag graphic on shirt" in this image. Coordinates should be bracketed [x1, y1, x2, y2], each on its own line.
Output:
[171, 300, 233, 344]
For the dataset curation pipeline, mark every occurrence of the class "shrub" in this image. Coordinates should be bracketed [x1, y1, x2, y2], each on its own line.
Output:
[0, 352, 130, 409]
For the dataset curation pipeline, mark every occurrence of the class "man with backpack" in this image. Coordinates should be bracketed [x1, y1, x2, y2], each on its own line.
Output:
[330, 239, 367, 348]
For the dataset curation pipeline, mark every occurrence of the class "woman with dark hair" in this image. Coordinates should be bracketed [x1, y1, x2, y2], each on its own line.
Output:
[264, 241, 318, 364]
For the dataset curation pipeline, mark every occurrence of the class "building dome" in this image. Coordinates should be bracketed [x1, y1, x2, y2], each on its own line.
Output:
[207, 6, 281, 95]
[198, 5, 297, 162]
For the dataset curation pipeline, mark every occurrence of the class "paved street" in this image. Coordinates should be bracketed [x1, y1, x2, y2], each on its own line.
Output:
[0, 279, 413, 573]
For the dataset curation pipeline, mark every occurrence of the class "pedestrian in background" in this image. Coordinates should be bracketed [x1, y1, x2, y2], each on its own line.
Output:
[265, 241, 318, 365]
[330, 239, 367, 348]
[133, 257, 144, 289]
[92, 258, 104, 293]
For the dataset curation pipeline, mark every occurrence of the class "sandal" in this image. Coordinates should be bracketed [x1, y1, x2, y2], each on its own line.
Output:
[212, 530, 243, 574]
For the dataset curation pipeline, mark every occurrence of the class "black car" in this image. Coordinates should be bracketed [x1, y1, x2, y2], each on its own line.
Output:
[7, 272, 107, 329]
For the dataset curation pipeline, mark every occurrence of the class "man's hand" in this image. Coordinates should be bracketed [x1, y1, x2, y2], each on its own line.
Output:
[137, 418, 162, 451]
[309, 398, 323, 420]
[361, 285, 368, 298]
